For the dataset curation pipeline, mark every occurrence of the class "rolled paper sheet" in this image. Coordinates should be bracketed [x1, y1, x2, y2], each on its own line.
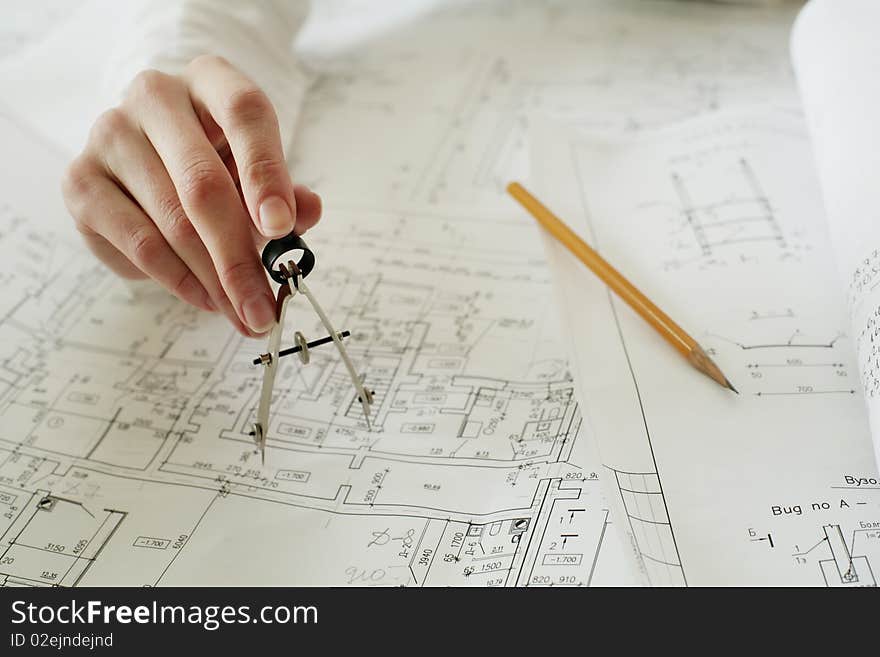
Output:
[792, 0, 880, 469]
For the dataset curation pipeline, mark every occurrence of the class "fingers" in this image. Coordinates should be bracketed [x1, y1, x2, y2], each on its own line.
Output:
[78, 230, 148, 280]
[124, 69, 277, 334]
[185, 55, 298, 238]
[93, 107, 253, 336]
[61, 156, 214, 311]
[62, 60, 324, 337]
[293, 184, 322, 233]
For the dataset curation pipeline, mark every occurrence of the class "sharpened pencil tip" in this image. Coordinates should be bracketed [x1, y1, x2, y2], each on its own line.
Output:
[688, 345, 738, 394]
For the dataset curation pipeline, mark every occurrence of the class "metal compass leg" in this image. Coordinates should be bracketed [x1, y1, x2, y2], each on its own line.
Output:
[252, 283, 297, 465]
[295, 275, 374, 428]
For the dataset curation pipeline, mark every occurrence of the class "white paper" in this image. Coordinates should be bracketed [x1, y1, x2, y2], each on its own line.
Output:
[0, 108, 635, 587]
[0, 2, 805, 586]
[533, 111, 880, 586]
[792, 0, 880, 470]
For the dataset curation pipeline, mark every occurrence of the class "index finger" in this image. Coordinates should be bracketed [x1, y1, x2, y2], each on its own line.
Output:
[185, 55, 298, 239]
[125, 70, 276, 334]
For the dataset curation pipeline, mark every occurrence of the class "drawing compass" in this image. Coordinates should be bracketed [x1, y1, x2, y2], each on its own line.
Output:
[250, 233, 374, 465]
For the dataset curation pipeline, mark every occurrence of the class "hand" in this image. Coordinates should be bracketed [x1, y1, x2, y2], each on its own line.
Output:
[61, 55, 322, 336]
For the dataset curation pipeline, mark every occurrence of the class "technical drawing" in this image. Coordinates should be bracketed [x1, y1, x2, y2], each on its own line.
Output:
[847, 248, 880, 308]
[855, 311, 880, 398]
[788, 522, 878, 587]
[660, 155, 811, 271]
[546, 107, 880, 586]
[610, 469, 685, 587]
[701, 314, 856, 398]
[0, 3, 839, 587]
[709, 328, 842, 351]
[672, 158, 785, 257]
[818, 524, 874, 587]
[0, 180, 626, 586]
[0, 489, 124, 587]
[291, 2, 798, 211]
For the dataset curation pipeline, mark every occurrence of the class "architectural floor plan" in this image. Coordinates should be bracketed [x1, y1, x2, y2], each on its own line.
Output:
[3, 2, 856, 587]
[0, 110, 633, 587]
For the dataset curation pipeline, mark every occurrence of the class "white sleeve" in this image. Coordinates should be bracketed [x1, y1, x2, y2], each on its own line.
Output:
[105, 0, 311, 153]
[0, 0, 311, 154]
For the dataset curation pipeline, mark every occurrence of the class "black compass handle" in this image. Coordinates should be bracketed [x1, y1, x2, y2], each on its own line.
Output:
[261, 232, 316, 285]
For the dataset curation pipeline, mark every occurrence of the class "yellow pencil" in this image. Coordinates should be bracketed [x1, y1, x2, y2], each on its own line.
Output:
[507, 182, 737, 393]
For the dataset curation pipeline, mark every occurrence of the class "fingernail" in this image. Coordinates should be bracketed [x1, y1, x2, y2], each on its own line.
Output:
[258, 196, 294, 237]
[242, 294, 276, 333]
[204, 296, 217, 312]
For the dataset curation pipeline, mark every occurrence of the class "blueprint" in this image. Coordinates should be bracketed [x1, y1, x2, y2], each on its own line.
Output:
[0, 2, 818, 586]
[292, 0, 799, 212]
[0, 109, 633, 586]
[533, 111, 880, 586]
